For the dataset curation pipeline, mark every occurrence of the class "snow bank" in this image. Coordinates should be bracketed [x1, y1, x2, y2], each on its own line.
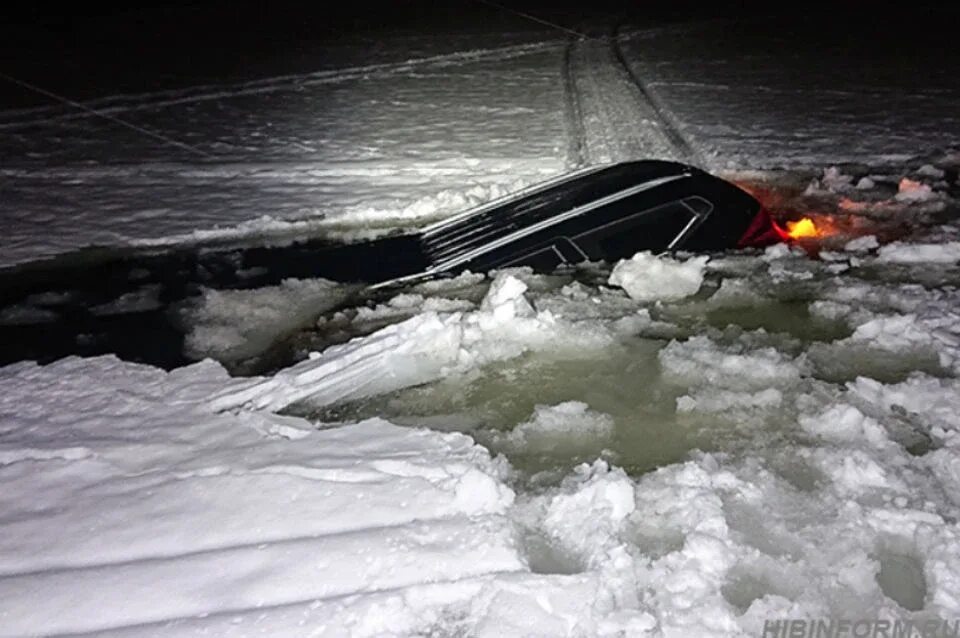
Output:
[0, 356, 520, 636]
[609, 252, 709, 302]
[334, 176, 530, 225]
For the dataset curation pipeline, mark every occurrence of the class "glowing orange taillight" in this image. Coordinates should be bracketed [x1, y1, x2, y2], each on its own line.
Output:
[784, 218, 819, 239]
[771, 216, 841, 243]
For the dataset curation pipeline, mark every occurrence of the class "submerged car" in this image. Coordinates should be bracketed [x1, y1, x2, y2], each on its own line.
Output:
[0, 160, 782, 367]
[202, 160, 782, 288]
[356, 160, 782, 287]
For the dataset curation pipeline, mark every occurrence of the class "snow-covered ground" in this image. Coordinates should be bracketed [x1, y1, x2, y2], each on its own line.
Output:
[3, 9, 960, 637]
[0, 31, 569, 266]
[619, 16, 960, 170]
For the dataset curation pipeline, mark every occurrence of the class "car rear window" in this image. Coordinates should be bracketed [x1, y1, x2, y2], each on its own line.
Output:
[573, 202, 696, 262]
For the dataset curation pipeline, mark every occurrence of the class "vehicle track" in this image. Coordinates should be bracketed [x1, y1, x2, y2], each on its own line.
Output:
[562, 30, 700, 167]
[611, 26, 703, 167]
[560, 42, 587, 168]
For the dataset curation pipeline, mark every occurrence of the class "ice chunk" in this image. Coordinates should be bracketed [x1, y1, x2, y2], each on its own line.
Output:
[537, 461, 636, 569]
[212, 311, 465, 412]
[659, 335, 807, 391]
[822, 166, 854, 191]
[811, 448, 906, 494]
[181, 278, 355, 367]
[798, 404, 890, 447]
[849, 314, 935, 350]
[877, 241, 960, 264]
[844, 235, 879, 252]
[608, 252, 709, 302]
[90, 285, 162, 316]
[480, 272, 535, 319]
[761, 242, 802, 261]
[211, 275, 614, 413]
[352, 293, 474, 324]
[677, 387, 783, 413]
[847, 375, 960, 446]
[0, 303, 58, 325]
[917, 164, 945, 179]
[491, 401, 615, 456]
[895, 177, 935, 202]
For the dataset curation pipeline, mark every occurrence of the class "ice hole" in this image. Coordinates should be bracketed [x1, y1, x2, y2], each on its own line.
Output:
[875, 547, 927, 611]
[702, 298, 851, 344]
[723, 500, 799, 558]
[520, 530, 586, 575]
[624, 521, 685, 560]
[721, 571, 778, 615]
[721, 564, 799, 615]
[769, 455, 823, 493]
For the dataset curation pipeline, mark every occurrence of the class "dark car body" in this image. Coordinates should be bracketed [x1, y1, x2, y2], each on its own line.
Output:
[373, 160, 769, 286]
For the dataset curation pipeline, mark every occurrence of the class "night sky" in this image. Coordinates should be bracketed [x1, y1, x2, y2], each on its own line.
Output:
[2, 1, 955, 109]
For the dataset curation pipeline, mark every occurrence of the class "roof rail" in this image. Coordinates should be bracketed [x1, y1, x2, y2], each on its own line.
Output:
[421, 163, 607, 236]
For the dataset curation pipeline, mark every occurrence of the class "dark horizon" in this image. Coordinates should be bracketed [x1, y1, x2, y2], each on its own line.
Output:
[2, 0, 957, 110]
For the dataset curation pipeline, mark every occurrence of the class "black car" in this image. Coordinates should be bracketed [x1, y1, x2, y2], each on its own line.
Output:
[385, 160, 777, 285]
[269, 160, 780, 287]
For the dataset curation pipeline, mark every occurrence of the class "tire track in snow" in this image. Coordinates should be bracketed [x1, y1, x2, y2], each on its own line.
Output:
[565, 32, 699, 166]
[0, 40, 564, 130]
[612, 26, 703, 167]
[561, 38, 587, 169]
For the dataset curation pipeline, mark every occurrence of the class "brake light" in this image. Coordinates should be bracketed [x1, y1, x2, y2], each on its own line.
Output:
[737, 208, 787, 248]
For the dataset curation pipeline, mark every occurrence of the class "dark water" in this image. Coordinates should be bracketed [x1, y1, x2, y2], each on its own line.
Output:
[0, 234, 424, 369]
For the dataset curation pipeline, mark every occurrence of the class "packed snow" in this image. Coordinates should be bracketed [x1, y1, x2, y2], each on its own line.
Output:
[618, 17, 960, 170]
[0, 36, 568, 266]
[0, 357, 521, 635]
[3, 8, 960, 638]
